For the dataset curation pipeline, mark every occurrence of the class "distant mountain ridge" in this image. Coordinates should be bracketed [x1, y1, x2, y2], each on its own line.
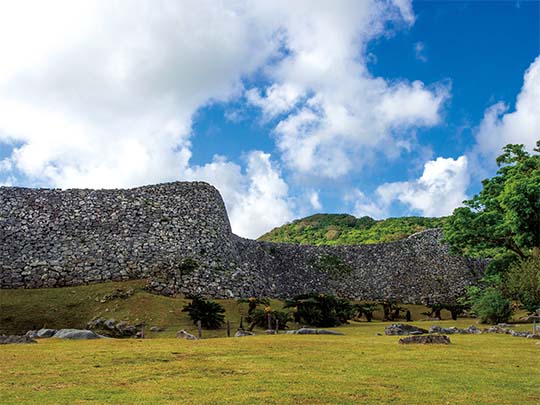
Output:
[258, 214, 446, 245]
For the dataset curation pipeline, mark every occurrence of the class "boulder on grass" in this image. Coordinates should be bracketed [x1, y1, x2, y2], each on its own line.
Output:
[234, 329, 255, 337]
[0, 335, 37, 344]
[385, 324, 428, 336]
[36, 328, 57, 338]
[176, 329, 198, 340]
[53, 329, 103, 339]
[399, 335, 451, 344]
[286, 328, 344, 335]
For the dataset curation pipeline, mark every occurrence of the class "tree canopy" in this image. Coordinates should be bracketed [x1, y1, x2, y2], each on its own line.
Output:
[444, 141, 540, 259]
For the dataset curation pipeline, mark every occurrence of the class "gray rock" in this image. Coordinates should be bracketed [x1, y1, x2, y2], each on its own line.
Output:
[25, 330, 38, 339]
[104, 319, 116, 330]
[399, 335, 451, 345]
[234, 329, 255, 337]
[385, 324, 428, 336]
[287, 328, 344, 335]
[36, 328, 57, 338]
[53, 329, 103, 339]
[150, 326, 163, 332]
[0, 335, 37, 344]
[176, 329, 198, 340]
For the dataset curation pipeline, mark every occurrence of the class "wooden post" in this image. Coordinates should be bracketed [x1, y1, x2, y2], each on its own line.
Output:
[226, 320, 231, 337]
[275, 319, 279, 334]
[267, 313, 272, 330]
[141, 323, 145, 339]
[197, 320, 202, 339]
[239, 316, 244, 330]
[534, 318, 537, 335]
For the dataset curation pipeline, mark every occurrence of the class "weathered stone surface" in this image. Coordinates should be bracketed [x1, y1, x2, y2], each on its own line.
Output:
[36, 328, 57, 338]
[287, 328, 344, 335]
[0, 335, 37, 344]
[0, 182, 485, 303]
[429, 325, 482, 335]
[399, 335, 451, 344]
[87, 318, 139, 337]
[234, 329, 255, 337]
[53, 329, 103, 339]
[385, 324, 428, 336]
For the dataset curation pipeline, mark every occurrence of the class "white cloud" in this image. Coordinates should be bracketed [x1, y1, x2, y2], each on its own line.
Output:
[309, 191, 322, 210]
[246, 83, 303, 119]
[376, 156, 469, 216]
[0, 0, 448, 236]
[345, 189, 387, 219]
[187, 152, 293, 239]
[475, 56, 540, 159]
[248, 1, 448, 179]
[414, 41, 427, 62]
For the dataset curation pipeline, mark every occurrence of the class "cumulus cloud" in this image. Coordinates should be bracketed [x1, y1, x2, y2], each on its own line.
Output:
[376, 156, 469, 216]
[345, 189, 387, 219]
[309, 191, 322, 210]
[186, 152, 293, 238]
[346, 156, 469, 219]
[475, 56, 540, 159]
[247, 1, 448, 178]
[0, 0, 447, 235]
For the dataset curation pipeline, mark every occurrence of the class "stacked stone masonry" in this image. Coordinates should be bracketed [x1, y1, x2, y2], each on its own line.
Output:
[0, 182, 485, 303]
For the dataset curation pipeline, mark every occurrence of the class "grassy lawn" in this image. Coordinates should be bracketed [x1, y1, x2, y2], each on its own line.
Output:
[1, 321, 539, 404]
[1, 282, 539, 403]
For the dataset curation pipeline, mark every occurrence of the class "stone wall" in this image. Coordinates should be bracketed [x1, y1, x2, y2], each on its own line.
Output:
[0, 182, 485, 304]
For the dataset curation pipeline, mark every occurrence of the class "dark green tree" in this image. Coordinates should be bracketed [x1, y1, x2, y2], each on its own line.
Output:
[506, 256, 540, 314]
[444, 141, 540, 260]
[182, 296, 225, 329]
[284, 293, 354, 327]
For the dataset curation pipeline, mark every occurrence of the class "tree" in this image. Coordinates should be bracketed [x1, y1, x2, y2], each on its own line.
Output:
[470, 287, 513, 325]
[506, 256, 540, 314]
[182, 296, 225, 329]
[284, 293, 354, 327]
[444, 141, 540, 260]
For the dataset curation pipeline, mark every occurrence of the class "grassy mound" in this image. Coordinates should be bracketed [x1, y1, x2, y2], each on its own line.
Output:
[258, 214, 446, 245]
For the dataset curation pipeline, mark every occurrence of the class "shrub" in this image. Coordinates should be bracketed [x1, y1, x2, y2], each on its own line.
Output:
[182, 296, 225, 329]
[356, 303, 378, 322]
[237, 297, 271, 319]
[247, 307, 292, 331]
[471, 287, 512, 324]
[507, 256, 540, 314]
[284, 293, 354, 327]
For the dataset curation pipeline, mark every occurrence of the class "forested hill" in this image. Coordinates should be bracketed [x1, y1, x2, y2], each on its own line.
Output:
[257, 214, 446, 245]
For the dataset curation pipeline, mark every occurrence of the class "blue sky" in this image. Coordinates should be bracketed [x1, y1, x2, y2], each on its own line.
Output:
[0, 1, 539, 237]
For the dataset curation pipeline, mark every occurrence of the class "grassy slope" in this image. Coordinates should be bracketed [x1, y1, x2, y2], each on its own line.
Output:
[258, 214, 446, 245]
[1, 321, 539, 404]
[1, 280, 452, 337]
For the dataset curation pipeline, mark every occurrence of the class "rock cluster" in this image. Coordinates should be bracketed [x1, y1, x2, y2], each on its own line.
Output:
[0, 335, 37, 344]
[86, 318, 140, 337]
[0, 182, 485, 303]
[286, 328, 344, 335]
[385, 324, 429, 336]
[399, 335, 451, 344]
[25, 328, 104, 339]
[429, 325, 482, 334]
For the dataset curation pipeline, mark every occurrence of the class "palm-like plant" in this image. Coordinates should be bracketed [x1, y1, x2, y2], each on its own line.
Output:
[182, 296, 225, 329]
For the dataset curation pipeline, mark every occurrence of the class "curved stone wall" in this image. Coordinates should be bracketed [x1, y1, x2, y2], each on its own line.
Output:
[0, 182, 485, 304]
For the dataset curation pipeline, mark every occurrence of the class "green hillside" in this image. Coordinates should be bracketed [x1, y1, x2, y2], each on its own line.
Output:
[258, 214, 446, 245]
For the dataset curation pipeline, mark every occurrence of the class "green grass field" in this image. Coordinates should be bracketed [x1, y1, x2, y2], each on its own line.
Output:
[1, 282, 539, 404]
